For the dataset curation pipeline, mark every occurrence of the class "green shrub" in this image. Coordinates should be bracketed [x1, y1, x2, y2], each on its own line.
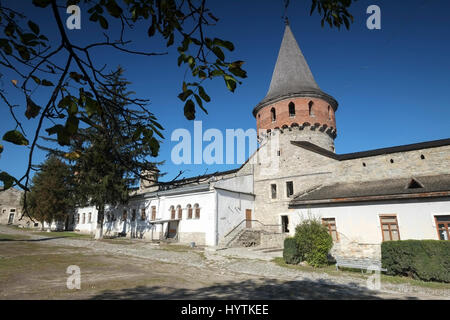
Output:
[382, 240, 450, 283]
[283, 237, 301, 265]
[294, 218, 333, 267]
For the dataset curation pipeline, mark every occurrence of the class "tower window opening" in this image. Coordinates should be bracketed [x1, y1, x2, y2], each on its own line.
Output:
[289, 102, 295, 117]
[271, 108, 276, 122]
[328, 105, 331, 120]
[286, 181, 294, 198]
[390, 159, 394, 164]
[308, 101, 314, 117]
[421, 154, 425, 160]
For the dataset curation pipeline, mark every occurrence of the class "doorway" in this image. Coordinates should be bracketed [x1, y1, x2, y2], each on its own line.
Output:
[8, 213, 14, 224]
[281, 215, 289, 233]
[246, 209, 252, 228]
[167, 221, 179, 239]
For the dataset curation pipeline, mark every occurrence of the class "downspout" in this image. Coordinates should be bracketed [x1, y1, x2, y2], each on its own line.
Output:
[215, 189, 219, 246]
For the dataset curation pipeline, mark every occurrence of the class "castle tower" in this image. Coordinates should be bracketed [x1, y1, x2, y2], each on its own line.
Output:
[253, 24, 338, 152]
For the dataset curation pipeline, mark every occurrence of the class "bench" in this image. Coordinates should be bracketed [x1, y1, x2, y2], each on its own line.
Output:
[335, 257, 387, 273]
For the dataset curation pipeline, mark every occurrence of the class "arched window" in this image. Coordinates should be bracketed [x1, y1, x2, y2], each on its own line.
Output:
[187, 204, 192, 219]
[194, 204, 200, 219]
[81, 213, 85, 224]
[271, 108, 276, 122]
[177, 205, 182, 220]
[88, 212, 92, 223]
[170, 205, 175, 220]
[328, 105, 331, 120]
[308, 101, 314, 116]
[289, 102, 295, 117]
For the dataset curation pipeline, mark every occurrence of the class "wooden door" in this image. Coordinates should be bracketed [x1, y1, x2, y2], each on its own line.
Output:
[246, 209, 252, 228]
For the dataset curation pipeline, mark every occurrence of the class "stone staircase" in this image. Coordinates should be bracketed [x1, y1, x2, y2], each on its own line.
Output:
[228, 229, 261, 248]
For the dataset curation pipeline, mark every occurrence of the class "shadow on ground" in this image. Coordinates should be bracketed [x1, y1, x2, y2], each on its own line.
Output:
[90, 278, 418, 300]
[0, 236, 68, 242]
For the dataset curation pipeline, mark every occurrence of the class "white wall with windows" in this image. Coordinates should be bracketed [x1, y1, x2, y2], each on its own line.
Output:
[290, 199, 450, 244]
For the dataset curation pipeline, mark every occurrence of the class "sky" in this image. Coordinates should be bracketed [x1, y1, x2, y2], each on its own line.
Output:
[0, 0, 449, 184]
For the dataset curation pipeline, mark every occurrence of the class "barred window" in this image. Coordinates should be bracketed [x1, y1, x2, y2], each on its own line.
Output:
[435, 215, 450, 241]
[187, 204, 192, 219]
[177, 205, 182, 220]
[151, 206, 156, 221]
[141, 208, 146, 220]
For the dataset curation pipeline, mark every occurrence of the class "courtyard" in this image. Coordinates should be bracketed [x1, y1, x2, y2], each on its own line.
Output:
[0, 225, 449, 300]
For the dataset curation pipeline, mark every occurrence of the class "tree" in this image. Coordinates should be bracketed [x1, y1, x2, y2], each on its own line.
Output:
[0, 0, 356, 220]
[65, 66, 160, 239]
[22, 154, 75, 230]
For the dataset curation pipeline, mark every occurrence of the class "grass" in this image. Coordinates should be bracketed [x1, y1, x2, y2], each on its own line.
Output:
[0, 233, 31, 241]
[32, 231, 93, 239]
[272, 257, 450, 290]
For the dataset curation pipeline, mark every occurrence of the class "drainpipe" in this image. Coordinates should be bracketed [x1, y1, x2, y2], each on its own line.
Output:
[215, 189, 219, 246]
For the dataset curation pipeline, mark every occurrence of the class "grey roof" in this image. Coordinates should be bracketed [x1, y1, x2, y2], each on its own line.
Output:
[253, 25, 338, 116]
[291, 138, 450, 161]
[290, 174, 450, 206]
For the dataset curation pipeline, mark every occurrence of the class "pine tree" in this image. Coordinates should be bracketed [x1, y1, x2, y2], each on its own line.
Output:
[23, 155, 75, 230]
[70, 67, 162, 239]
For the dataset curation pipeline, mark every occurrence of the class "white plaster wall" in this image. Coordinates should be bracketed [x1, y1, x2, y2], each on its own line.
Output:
[290, 199, 450, 244]
[217, 189, 255, 241]
[214, 174, 254, 194]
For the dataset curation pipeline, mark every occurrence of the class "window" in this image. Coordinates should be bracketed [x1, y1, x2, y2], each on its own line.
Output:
[177, 205, 182, 220]
[407, 178, 423, 189]
[88, 212, 92, 224]
[151, 206, 156, 221]
[81, 213, 85, 224]
[271, 108, 276, 122]
[122, 210, 127, 221]
[286, 181, 294, 198]
[75, 214, 80, 224]
[308, 101, 314, 116]
[187, 204, 192, 219]
[288, 102, 295, 117]
[328, 105, 331, 120]
[194, 204, 200, 219]
[380, 215, 400, 241]
[141, 208, 146, 220]
[170, 206, 176, 220]
[281, 215, 289, 233]
[131, 209, 136, 221]
[271, 184, 277, 199]
[322, 218, 339, 241]
[435, 215, 450, 240]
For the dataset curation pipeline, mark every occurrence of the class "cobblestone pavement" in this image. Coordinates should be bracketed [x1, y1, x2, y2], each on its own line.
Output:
[1, 226, 449, 300]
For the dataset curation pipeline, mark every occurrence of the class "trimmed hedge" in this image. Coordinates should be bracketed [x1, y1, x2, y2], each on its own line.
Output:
[382, 240, 450, 283]
[283, 237, 301, 265]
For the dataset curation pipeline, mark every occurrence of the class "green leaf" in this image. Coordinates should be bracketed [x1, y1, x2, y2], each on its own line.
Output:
[3, 130, 29, 146]
[30, 75, 41, 85]
[65, 116, 79, 135]
[41, 79, 53, 86]
[28, 20, 40, 34]
[229, 67, 247, 78]
[224, 75, 237, 92]
[184, 99, 195, 120]
[194, 94, 208, 115]
[69, 72, 84, 83]
[211, 46, 225, 61]
[198, 86, 210, 102]
[98, 16, 109, 29]
[178, 90, 193, 102]
[32, 0, 51, 8]
[25, 97, 41, 119]
[213, 38, 234, 51]
[105, 0, 123, 18]
[0, 171, 15, 190]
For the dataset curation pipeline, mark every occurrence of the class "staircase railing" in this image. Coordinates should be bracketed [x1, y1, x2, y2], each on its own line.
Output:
[220, 219, 282, 247]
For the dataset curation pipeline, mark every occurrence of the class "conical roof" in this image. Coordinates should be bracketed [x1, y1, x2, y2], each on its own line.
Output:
[253, 25, 337, 116]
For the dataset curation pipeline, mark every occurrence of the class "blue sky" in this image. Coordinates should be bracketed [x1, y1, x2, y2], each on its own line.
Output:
[1, 0, 449, 183]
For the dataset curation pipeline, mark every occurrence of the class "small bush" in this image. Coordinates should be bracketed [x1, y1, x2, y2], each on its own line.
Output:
[382, 240, 450, 283]
[283, 237, 301, 265]
[294, 218, 333, 267]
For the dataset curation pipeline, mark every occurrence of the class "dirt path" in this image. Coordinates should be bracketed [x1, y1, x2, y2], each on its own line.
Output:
[0, 226, 448, 300]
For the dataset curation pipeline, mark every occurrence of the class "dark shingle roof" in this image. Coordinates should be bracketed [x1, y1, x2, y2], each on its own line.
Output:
[290, 174, 450, 206]
[253, 25, 337, 116]
[291, 138, 450, 161]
